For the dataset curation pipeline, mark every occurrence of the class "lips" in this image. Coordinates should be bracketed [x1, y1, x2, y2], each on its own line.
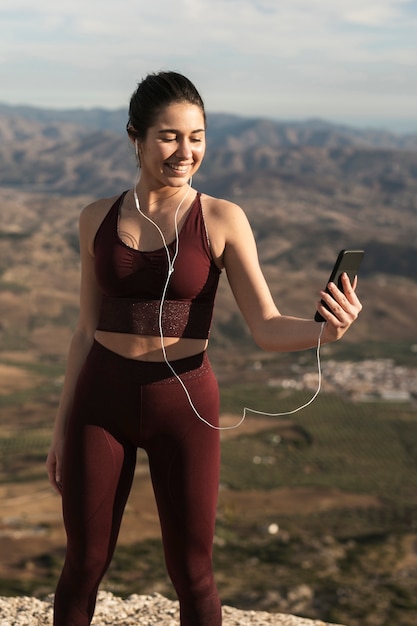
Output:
[165, 163, 192, 174]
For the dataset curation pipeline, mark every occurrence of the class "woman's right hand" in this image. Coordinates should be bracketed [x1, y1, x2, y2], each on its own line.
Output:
[46, 440, 64, 495]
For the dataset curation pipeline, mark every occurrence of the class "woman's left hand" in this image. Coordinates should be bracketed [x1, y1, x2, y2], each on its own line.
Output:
[317, 272, 363, 341]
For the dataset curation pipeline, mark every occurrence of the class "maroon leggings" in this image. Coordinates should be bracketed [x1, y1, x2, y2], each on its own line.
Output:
[54, 340, 221, 626]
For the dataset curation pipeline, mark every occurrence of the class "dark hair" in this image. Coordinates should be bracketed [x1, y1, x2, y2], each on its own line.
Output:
[127, 71, 206, 141]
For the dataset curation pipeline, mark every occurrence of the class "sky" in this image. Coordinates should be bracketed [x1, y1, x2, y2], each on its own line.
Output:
[1, 0, 417, 132]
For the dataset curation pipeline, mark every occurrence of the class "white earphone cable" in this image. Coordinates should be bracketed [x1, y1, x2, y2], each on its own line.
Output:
[242, 320, 325, 418]
[133, 180, 326, 430]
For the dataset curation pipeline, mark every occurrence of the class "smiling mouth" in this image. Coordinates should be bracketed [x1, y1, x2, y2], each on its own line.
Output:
[165, 163, 192, 174]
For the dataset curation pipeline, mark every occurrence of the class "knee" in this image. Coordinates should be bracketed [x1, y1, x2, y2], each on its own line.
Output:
[64, 543, 110, 588]
[169, 552, 215, 601]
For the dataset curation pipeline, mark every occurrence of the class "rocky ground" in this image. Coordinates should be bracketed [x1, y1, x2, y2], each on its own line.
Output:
[0, 592, 344, 626]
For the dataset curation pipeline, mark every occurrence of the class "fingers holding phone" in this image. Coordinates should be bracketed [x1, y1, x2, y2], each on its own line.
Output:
[317, 272, 362, 327]
[315, 250, 364, 339]
[315, 249, 364, 322]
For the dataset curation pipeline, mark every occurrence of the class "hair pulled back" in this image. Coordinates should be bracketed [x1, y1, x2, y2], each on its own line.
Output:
[127, 71, 206, 142]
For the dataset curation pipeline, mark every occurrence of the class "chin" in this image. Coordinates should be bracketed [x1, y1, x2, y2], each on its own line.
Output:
[165, 174, 193, 186]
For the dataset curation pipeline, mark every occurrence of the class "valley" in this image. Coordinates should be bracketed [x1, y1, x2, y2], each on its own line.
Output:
[0, 108, 417, 625]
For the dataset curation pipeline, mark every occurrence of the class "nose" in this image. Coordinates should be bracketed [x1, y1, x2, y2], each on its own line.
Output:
[175, 139, 193, 160]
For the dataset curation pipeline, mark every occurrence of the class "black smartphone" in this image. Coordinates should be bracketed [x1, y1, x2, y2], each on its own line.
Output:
[314, 249, 364, 322]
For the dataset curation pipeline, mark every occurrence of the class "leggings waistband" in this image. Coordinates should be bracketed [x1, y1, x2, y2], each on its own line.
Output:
[88, 340, 211, 385]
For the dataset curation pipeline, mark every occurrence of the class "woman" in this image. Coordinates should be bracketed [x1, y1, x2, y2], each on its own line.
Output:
[46, 71, 362, 626]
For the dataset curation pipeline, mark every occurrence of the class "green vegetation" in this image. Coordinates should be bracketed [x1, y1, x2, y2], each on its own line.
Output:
[321, 340, 417, 366]
[1, 354, 417, 625]
[0, 357, 65, 377]
[0, 431, 51, 483]
[220, 385, 417, 505]
[0, 379, 61, 410]
[106, 539, 171, 597]
[0, 231, 32, 241]
[0, 281, 30, 294]
[0, 330, 32, 351]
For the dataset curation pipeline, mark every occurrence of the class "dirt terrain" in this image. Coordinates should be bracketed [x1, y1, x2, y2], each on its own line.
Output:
[0, 385, 380, 588]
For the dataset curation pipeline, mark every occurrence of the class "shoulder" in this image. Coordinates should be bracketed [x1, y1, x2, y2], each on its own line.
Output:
[199, 192, 248, 226]
[198, 192, 254, 267]
[79, 192, 126, 254]
[200, 192, 253, 237]
[80, 193, 121, 226]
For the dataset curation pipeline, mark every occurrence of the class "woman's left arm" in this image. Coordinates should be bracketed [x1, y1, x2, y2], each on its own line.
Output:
[211, 199, 362, 352]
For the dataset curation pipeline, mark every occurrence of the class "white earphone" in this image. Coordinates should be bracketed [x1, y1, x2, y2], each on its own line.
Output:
[130, 149, 325, 429]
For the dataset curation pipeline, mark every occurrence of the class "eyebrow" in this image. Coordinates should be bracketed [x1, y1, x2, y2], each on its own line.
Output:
[158, 128, 205, 134]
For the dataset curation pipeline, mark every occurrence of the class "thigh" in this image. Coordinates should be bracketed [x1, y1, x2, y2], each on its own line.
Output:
[68, 340, 143, 444]
[61, 342, 139, 562]
[144, 363, 221, 570]
[62, 423, 137, 562]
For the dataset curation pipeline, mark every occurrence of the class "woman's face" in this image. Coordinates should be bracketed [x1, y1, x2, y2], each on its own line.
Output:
[137, 102, 206, 188]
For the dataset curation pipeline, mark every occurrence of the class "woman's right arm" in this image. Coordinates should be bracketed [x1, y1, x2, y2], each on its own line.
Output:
[46, 201, 106, 494]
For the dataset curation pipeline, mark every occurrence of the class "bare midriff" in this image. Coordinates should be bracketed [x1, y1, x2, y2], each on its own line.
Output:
[94, 330, 208, 362]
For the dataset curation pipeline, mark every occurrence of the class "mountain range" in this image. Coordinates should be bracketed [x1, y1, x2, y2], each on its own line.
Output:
[0, 104, 416, 362]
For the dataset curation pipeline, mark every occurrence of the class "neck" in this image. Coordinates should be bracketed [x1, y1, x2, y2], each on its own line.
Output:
[133, 183, 192, 257]
[134, 183, 192, 219]
[134, 180, 193, 215]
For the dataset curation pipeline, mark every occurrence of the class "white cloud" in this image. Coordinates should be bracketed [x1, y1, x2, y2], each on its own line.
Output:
[0, 0, 416, 125]
[342, 1, 410, 26]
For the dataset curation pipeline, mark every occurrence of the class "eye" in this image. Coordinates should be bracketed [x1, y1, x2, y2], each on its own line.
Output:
[158, 132, 177, 142]
[191, 134, 205, 143]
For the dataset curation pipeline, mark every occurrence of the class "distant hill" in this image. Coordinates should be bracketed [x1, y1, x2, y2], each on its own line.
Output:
[1, 107, 417, 199]
[0, 103, 128, 134]
[1, 101, 417, 148]
[0, 105, 417, 362]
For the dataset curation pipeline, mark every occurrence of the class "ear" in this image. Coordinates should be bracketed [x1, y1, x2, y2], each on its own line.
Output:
[127, 125, 139, 145]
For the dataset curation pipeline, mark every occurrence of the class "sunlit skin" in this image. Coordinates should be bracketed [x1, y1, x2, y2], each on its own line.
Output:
[136, 102, 206, 196]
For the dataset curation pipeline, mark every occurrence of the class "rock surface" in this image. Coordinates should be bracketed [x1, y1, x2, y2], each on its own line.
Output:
[0, 591, 344, 626]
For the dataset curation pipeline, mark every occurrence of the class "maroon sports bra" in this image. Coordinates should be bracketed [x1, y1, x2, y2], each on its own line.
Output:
[94, 191, 221, 339]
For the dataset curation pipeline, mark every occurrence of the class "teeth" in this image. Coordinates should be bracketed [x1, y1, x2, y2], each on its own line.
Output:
[167, 164, 189, 172]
